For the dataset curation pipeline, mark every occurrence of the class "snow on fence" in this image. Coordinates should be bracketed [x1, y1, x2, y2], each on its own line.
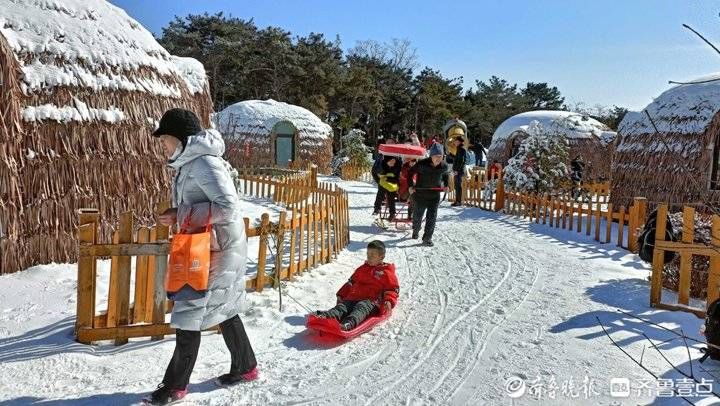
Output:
[74, 170, 349, 345]
[649, 205, 720, 318]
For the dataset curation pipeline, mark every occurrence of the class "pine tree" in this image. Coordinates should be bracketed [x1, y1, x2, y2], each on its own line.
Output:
[503, 121, 569, 194]
[331, 129, 372, 174]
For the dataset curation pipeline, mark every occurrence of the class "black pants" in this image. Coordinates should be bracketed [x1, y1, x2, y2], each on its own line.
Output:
[412, 194, 441, 241]
[374, 187, 397, 217]
[162, 315, 257, 390]
[318, 300, 378, 329]
[454, 173, 463, 203]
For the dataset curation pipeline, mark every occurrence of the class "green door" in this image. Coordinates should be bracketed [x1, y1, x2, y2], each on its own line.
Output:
[274, 121, 296, 167]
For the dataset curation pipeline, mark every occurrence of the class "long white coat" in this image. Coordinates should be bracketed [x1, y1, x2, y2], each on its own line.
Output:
[167, 129, 246, 331]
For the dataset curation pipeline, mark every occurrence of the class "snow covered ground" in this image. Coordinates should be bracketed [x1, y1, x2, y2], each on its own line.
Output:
[1, 178, 718, 405]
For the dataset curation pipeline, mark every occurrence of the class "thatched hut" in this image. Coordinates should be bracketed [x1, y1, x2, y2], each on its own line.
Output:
[612, 75, 720, 210]
[0, 0, 213, 274]
[487, 110, 616, 181]
[215, 99, 333, 171]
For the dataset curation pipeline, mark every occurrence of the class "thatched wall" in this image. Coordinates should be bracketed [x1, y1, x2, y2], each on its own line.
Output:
[0, 64, 213, 274]
[487, 132, 613, 181]
[610, 112, 720, 210]
[0, 34, 25, 273]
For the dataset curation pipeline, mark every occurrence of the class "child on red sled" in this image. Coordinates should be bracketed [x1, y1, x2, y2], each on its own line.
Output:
[313, 240, 399, 331]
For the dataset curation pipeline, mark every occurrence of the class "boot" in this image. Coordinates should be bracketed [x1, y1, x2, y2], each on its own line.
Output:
[216, 367, 259, 387]
[143, 384, 187, 405]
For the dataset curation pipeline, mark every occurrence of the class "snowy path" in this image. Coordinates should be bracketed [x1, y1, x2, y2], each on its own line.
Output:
[1, 178, 717, 405]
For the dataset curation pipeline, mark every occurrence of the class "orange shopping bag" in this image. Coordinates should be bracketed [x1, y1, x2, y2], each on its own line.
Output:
[165, 209, 211, 301]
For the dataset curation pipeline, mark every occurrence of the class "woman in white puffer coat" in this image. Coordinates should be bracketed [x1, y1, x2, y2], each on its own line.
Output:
[144, 109, 258, 406]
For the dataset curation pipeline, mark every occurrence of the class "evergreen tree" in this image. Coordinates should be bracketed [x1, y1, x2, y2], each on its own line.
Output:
[503, 121, 569, 194]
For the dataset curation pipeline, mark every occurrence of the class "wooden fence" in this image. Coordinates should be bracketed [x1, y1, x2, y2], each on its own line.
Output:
[447, 167, 506, 211]
[649, 205, 720, 318]
[502, 192, 647, 251]
[339, 162, 373, 183]
[75, 170, 349, 344]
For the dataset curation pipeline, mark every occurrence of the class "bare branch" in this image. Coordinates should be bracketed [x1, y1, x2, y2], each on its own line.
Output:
[683, 24, 720, 56]
[597, 317, 696, 405]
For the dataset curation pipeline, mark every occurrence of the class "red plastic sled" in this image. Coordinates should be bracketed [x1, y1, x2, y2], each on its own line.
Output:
[306, 311, 392, 339]
[378, 144, 426, 159]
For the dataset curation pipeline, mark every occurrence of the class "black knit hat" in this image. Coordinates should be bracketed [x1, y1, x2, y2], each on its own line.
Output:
[152, 108, 202, 146]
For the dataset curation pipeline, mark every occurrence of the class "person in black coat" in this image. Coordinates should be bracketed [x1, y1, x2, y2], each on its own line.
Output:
[408, 143, 449, 246]
[450, 136, 467, 207]
[373, 155, 401, 220]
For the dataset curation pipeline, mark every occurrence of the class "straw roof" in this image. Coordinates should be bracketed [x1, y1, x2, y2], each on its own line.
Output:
[612, 74, 720, 209]
[0, 0, 213, 274]
[490, 111, 615, 148]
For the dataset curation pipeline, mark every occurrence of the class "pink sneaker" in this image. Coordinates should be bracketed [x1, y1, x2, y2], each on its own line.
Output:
[215, 367, 259, 386]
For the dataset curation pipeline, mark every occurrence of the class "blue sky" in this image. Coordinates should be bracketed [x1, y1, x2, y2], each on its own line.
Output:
[111, 0, 720, 110]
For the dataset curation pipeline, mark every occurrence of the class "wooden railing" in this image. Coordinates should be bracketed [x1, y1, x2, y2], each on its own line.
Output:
[75, 169, 350, 344]
[448, 168, 505, 211]
[649, 205, 720, 318]
[502, 192, 647, 251]
[339, 162, 373, 183]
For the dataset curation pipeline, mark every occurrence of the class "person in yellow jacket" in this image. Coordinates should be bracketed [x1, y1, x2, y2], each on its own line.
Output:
[372, 156, 401, 221]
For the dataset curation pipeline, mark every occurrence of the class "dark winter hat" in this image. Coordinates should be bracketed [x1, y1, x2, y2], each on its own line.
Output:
[152, 108, 202, 146]
[429, 142, 444, 157]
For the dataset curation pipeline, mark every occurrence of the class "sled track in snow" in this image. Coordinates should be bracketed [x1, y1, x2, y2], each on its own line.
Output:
[365, 219, 541, 405]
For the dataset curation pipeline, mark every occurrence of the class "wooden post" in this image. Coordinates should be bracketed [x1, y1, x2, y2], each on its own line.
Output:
[534, 194, 541, 224]
[494, 173, 505, 212]
[708, 215, 720, 307]
[76, 209, 99, 342]
[617, 207, 626, 248]
[151, 201, 170, 341]
[313, 203, 320, 267]
[650, 205, 668, 307]
[605, 203, 613, 244]
[133, 227, 151, 324]
[594, 202, 602, 242]
[144, 227, 158, 323]
[298, 202, 306, 274]
[257, 213, 270, 292]
[576, 204, 583, 233]
[288, 208, 298, 279]
[107, 231, 121, 328]
[678, 206, 695, 305]
[274, 211, 287, 287]
[568, 203, 574, 231]
[112, 212, 133, 345]
[310, 165, 318, 188]
[586, 202, 593, 236]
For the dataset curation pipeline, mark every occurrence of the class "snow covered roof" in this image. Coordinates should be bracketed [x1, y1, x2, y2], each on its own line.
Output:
[0, 0, 207, 100]
[619, 73, 720, 136]
[490, 111, 615, 149]
[215, 99, 332, 140]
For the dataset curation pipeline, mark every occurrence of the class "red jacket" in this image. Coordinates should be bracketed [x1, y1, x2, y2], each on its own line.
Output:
[336, 262, 399, 310]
